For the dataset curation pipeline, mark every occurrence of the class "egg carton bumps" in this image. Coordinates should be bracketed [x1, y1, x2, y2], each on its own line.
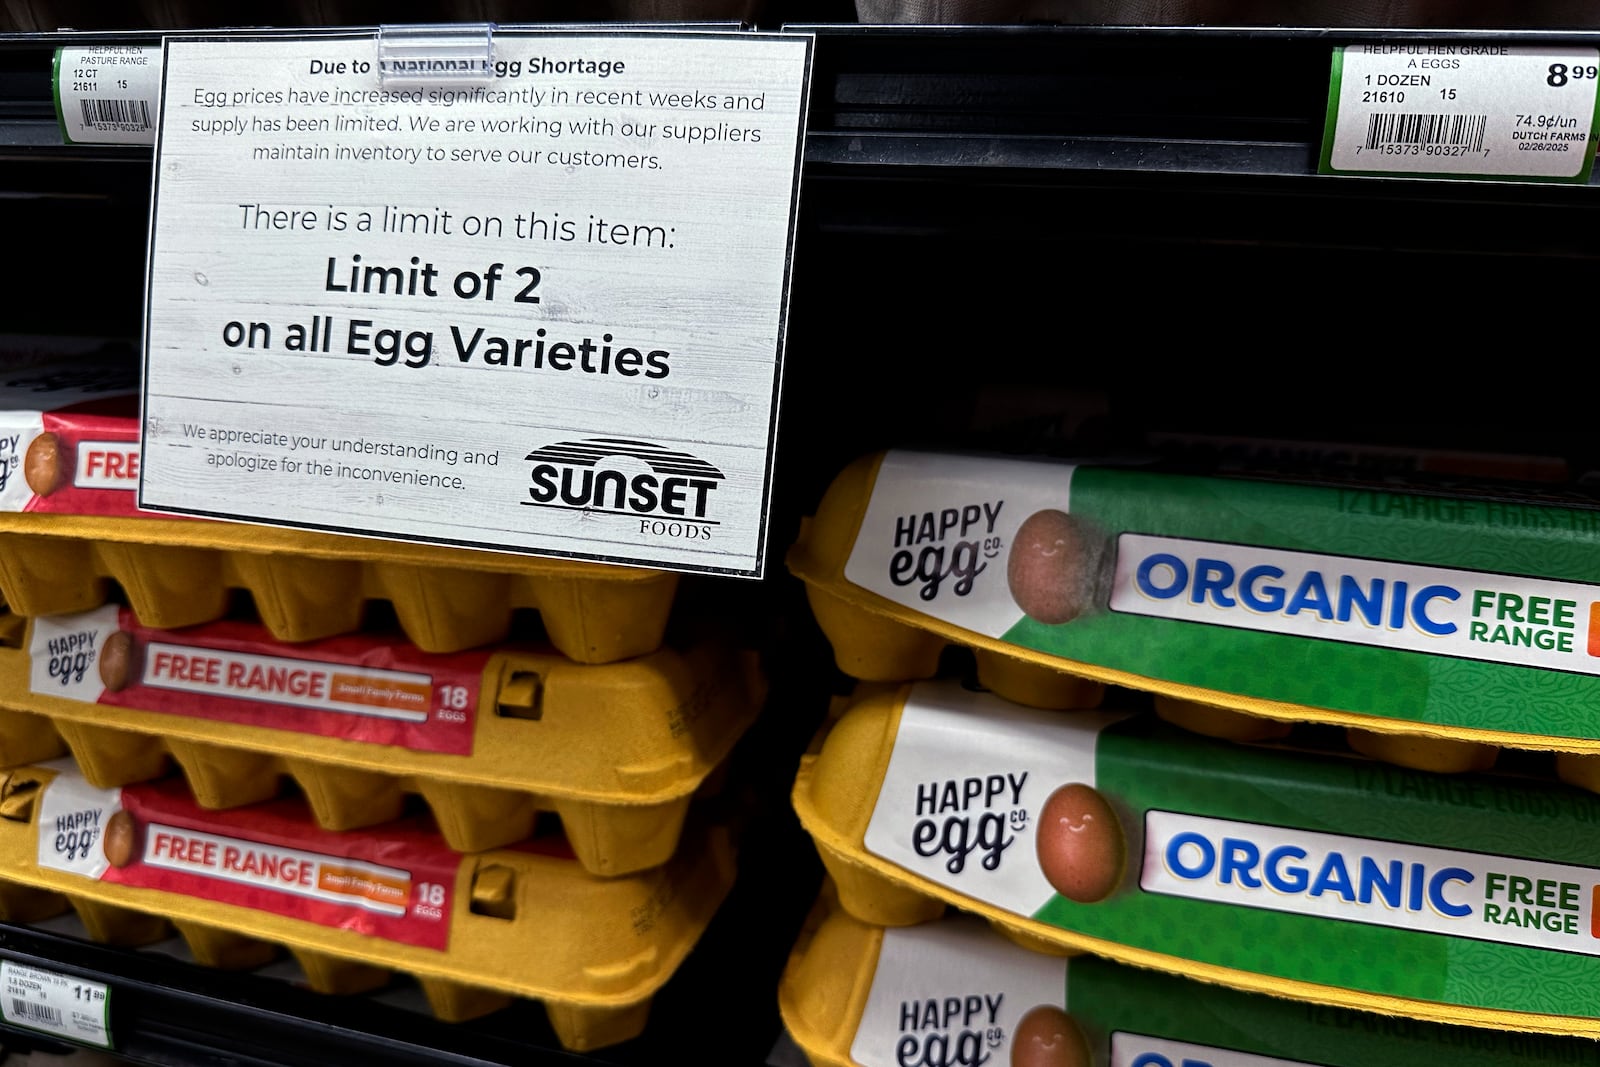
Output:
[2, 609, 762, 873]
[788, 449, 1600, 751]
[793, 679, 1600, 1036]
[0, 511, 676, 661]
[0, 355, 676, 661]
[0, 762, 735, 1051]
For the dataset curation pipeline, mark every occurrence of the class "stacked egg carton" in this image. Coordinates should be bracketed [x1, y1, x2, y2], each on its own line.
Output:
[781, 894, 1600, 1067]
[0, 355, 763, 1051]
[778, 446, 1600, 1064]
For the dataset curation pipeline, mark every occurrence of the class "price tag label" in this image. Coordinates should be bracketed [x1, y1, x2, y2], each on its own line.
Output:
[140, 31, 812, 577]
[54, 46, 161, 145]
[1321, 44, 1600, 182]
[0, 961, 111, 1048]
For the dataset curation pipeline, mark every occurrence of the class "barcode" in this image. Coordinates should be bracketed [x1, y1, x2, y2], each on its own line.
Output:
[10, 998, 61, 1025]
[1364, 113, 1487, 152]
[79, 98, 151, 130]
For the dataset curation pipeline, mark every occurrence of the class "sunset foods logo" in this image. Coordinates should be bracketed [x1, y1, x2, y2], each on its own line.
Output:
[524, 437, 725, 538]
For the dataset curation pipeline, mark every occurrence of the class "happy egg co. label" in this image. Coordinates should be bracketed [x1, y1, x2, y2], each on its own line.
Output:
[140, 31, 812, 577]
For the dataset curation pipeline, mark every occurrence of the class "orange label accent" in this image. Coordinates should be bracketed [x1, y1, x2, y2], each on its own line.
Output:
[329, 673, 432, 712]
[1589, 603, 1600, 658]
[318, 863, 411, 907]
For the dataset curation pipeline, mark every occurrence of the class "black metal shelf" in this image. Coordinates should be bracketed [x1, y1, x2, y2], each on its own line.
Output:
[7, 23, 1600, 265]
[796, 24, 1600, 183]
[0, 920, 596, 1067]
[7, 18, 1600, 275]
[10, 23, 1600, 185]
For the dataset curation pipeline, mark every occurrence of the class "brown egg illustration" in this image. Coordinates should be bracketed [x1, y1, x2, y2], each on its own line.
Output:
[23, 433, 65, 497]
[1036, 783, 1123, 904]
[1007, 510, 1099, 625]
[1011, 1004, 1090, 1067]
[98, 631, 136, 692]
[102, 810, 139, 868]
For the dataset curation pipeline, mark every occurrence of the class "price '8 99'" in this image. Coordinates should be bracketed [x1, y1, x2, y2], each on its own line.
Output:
[1548, 64, 1599, 86]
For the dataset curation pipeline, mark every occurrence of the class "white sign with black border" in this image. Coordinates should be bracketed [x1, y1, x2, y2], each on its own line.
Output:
[140, 29, 811, 577]
[0, 960, 112, 1048]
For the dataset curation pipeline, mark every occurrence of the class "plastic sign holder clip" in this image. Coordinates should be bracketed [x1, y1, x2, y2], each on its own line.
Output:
[376, 23, 496, 87]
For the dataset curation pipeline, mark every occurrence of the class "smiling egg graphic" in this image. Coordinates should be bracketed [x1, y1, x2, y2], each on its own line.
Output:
[1010, 1005, 1090, 1067]
[1007, 509, 1097, 625]
[1035, 783, 1123, 904]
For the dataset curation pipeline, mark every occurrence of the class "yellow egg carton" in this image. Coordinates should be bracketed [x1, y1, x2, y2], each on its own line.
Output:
[794, 679, 1600, 1037]
[789, 449, 1600, 752]
[780, 894, 1071, 1067]
[781, 896, 1600, 1067]
[0, 356, 675, 661]
[0, 512, 676, 661]
[0, 607, 762, 874]
[0, 761, 735, 1051]
[1154, 696, 1501, 775]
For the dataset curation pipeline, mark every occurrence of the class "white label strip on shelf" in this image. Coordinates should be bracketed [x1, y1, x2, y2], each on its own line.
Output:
[1323, 43, 1600, 182]
[139, 30, 812, 578]
[55, 45, 161, 146]
[0, 960, 112, 1048]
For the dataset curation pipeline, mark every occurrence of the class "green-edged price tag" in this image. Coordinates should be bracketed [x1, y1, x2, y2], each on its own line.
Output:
[0, 960, 112, 1049]
[53, 46, 160, 146]
[1321, 44, 1600, 183]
